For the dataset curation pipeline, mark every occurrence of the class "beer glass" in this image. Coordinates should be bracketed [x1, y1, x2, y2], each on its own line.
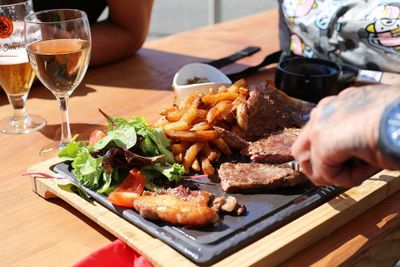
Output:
[25, 9, 91, 160]
[0, 0, 46, 134]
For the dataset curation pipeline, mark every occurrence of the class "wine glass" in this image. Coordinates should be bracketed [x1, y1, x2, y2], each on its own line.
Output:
[0, 0, 46, 135]
[24, 9, 91, 160]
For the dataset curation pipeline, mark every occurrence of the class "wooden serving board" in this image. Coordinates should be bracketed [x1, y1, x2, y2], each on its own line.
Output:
[27, 158, 400, 266]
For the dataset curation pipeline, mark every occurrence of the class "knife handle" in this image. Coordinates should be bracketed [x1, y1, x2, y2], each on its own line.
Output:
[206, 46, 261, 69]
[356, 69, 400, 85]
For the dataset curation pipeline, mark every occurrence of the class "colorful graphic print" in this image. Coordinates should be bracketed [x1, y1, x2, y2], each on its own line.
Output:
[283, 0, 318, 22]
[366, 4, 400, 53]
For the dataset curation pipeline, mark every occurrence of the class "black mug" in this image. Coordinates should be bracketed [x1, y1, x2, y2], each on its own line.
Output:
[275, 57, 342, 103]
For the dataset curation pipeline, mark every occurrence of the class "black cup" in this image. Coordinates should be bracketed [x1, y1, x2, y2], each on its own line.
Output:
[275, 57, 342, 103]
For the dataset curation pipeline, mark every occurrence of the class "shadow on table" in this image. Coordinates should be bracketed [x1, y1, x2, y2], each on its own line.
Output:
[39, 122, 107, 141]
[1, 47, 270, 105]
[47, 198, 116, 241]
[81, 48, 252, 90]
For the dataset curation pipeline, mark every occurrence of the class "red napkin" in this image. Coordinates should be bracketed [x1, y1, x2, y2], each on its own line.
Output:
[74, 239, 153, 267]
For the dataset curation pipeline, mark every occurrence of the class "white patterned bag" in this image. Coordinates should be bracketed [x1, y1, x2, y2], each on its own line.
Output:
[279, 0, 400, 73]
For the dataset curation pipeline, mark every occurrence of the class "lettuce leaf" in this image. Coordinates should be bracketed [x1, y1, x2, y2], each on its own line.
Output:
[107, 115, 174, 164]
[71, 151, 103, 189]
[141, 162, 185, 191]
[58, 135, 87, 161]
[93, 123, 137, 151]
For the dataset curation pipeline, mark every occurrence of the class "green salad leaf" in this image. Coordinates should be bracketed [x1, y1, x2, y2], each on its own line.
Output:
[71, 150, 103, 189]
[58, 135, 87, 161]
[108, 115, 174, 164]
[93, 122, 137, 150]
[141, 162, 185, 191]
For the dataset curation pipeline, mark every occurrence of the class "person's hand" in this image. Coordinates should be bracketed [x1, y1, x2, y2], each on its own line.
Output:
[292, 85, 400, 188]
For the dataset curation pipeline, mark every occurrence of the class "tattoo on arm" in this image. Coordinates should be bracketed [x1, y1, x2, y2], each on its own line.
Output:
[321, 102, 336, 119]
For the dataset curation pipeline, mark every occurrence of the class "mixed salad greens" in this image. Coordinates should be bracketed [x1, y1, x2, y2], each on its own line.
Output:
[59, 112, 185, 205]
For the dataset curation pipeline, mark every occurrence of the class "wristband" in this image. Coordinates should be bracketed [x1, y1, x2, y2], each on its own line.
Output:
[378, 98, 400, 167]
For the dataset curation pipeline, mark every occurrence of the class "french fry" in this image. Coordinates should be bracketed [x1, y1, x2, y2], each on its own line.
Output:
[163, 120, 191, 132]
[195, 109, 208, 120]
[183, 143, 204, 173]
[203, 143, 219, 162]
[227, 78, 246, 93]
[160, 105, 177, 116]
[181, 96, 201, 124]
[200, 153, 215, 176]
[180, 93, 201, 109]
[191, 109, 208, 124]
[206, 100, 232, 124]
[167, 130, 219, 142]
[174, 152, 183, 163]
[153, 117, 170, 128]
[201, 92, 239, 106]
[166, 106, 189, 122]
[236, 100, 248, 130]
[239, 87, 249, 98]
[171, 142, 190, 154]
[218, 85, 228, 93]
[191, 158, 201, 172]
[212, 138, 232, 156]
[190, 121, 212, 131]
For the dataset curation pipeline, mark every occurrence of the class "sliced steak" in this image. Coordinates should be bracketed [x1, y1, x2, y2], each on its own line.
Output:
[214, 126, 249, 150]
[218, 162, 307, 193]
[240, 82, 301, 140]
[241, 128, 300, 163]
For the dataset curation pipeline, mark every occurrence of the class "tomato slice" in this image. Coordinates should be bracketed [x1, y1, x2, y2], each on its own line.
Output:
[108, 168, 145, 208]
[89, 129, 107, 146]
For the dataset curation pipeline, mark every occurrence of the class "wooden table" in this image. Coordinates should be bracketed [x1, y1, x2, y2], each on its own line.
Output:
[1, 9, 399, 266]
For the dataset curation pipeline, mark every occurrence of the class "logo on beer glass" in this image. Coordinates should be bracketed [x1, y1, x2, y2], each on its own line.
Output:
[0, 16, 13, 38]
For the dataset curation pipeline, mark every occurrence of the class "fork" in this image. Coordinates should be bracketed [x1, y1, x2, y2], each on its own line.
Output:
[279, 160, 302, 172]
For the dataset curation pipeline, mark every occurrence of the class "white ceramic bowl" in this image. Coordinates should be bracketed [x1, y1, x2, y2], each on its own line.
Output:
[172, 63, 232, 104]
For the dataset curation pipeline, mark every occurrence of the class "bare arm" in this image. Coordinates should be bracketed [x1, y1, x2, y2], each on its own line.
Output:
[90, 0, 154, 67]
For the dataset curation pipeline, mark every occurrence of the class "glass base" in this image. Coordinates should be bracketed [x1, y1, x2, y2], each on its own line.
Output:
[0, 114, 46, 135]
[39, 142, 69, 161]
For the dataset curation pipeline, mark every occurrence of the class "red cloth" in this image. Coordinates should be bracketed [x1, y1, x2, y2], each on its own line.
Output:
[74, 239, 153, 267]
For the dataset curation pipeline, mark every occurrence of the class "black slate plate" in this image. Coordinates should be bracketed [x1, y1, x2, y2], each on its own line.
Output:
[52, 162, 341, 266]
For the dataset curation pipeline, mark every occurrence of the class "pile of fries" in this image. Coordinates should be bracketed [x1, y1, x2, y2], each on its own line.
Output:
[155, 79, 249, 175]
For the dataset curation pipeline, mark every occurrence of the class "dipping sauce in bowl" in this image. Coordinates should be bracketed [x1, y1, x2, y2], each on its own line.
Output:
[173, 63, 232, 104]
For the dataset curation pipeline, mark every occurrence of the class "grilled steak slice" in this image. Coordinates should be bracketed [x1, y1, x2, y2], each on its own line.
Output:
[239, 82, 301, 140]
[218, 162, 307, 193]
[241, 128, 300, 163]
[214, 126, 249, 150]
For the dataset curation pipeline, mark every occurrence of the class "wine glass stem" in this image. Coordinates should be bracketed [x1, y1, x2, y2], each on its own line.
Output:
[57, 96, 72, 145]
[8, 93, 28, 126]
